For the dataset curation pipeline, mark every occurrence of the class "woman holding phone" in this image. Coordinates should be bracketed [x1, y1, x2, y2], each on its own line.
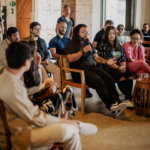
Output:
[97, 26, 133, 108]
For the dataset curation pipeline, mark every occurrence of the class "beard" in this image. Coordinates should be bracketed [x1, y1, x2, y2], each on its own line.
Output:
[32, 32, 39, 37]
[59, 29, 65, 35]
[34, 34, 39, 37]
[81, 36, 88, 42]
[11, 38, 20, 42]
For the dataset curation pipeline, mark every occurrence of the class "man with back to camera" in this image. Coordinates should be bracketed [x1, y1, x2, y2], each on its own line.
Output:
[0, 41, 97, 150]
[29, 21, 61, 86]
[0, 27, 20, 72]
[142, 23, 150, 37]
[65, 24, 128, 117]
[92, 20, 114, 49]
[56, 5, 74, 39]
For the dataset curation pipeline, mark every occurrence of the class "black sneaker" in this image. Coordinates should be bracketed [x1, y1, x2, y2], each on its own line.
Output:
[85, 89, 93, 98]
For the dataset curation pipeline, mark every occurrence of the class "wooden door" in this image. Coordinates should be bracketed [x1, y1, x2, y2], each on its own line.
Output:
[16, 0, 32, 39]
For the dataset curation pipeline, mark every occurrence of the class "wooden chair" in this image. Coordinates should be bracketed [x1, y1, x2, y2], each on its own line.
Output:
[60, 55, 89, 115]
[142, 41, 150, 47]
[0, 99, 59, 150]
[143, 46, 150, 63]
[0, 99, 11, 150]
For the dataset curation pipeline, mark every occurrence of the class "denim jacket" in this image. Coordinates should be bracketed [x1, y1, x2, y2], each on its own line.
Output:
[28, 36, 50, 61]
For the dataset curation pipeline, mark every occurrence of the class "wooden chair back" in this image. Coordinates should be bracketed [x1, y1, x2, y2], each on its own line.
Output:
[0, 99, 11, 150]
[142, 41, 150, 45]
[60, 55, 89, 115]
[144, 47, 150, 61]
[142, 41, 150, 47]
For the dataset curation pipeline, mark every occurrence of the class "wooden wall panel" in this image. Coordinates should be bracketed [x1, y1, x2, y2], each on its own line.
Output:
[16, 0, 32, 39]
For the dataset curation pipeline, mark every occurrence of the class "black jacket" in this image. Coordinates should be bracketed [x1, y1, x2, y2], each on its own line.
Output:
[28, 36, 50, 61]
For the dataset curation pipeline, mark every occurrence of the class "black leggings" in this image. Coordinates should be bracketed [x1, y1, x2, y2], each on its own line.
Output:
[71, 67, 120, 109]
[106, 68, 133, 101]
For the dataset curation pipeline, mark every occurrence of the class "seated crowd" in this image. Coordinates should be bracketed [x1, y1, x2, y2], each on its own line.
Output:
[0, 4, 150, 149]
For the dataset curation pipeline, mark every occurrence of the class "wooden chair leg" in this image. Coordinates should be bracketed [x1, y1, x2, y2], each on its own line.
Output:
[81, 86, 86, 115]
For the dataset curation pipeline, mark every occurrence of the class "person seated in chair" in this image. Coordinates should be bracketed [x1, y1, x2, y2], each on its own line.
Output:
[65, 24, 128, 118]
[142, 23, 150, 37]
[29, 22, 61, 86]
[92, 20, 114, 49]
[49, 21, 70, 59]
[117, 24, 127, 46]
[122, 29, 150, 76]
[21, 38, 77, 119]
[97, 26, 133, 108]
[0, 27, 20, 73]
[49, 21, 92, 98]
[0, 42, 97, 150]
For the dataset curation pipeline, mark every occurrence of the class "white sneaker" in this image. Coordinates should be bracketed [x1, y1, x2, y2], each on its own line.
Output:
[114, 110, 123, 118]
[110, 102, 127, 112]
[124, 100, 134, 108]
[77, 122, 98, 135]
[111, 109, 124, 118]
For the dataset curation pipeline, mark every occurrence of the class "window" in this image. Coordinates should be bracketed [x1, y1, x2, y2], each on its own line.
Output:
[35, 0, 61, 44]
[105, 0, 126, 28]
[100, 0, 135, 31]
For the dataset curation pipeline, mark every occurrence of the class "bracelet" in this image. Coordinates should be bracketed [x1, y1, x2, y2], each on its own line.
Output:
[117, 66, 120, 70]
[80, 49, 84, 55]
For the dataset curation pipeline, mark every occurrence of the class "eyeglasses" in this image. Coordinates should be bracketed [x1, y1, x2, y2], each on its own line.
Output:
[118, 28, 123, 30]
[82, 31, 89, 35]
[131, 37, 140, 40]
[33, 28, 41, 31]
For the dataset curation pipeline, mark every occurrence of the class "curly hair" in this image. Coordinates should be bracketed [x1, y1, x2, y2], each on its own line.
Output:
[129, 28, 143, 40]
[20, 38, 41, 88]
[72, 24, 89, 49]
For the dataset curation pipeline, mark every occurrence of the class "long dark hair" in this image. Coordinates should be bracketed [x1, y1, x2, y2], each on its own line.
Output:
[102, 26, 120, 51]
[20, 38, 41, 88]
[72, 24, 89, 49]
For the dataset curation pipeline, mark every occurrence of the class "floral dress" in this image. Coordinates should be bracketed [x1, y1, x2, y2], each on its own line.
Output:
[29, 85, 78, 119]
[97, 42, 132, 82]
[26, 67, 78, 119]
[97, 43, 126, 70]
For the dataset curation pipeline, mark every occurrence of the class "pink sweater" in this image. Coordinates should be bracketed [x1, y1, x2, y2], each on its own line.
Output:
[122, 42, 145, 68]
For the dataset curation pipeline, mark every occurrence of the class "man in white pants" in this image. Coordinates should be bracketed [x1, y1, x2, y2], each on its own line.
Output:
[0, 42, 97, 150]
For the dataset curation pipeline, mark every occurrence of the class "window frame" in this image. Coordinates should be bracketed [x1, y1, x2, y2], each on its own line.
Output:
[100, 0, 135, 31]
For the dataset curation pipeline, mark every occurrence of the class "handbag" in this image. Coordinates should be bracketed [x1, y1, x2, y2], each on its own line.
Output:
[33, 85, 57, 100]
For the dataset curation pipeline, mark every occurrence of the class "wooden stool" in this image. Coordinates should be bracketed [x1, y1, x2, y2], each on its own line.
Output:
[133, 79, 150, 116]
